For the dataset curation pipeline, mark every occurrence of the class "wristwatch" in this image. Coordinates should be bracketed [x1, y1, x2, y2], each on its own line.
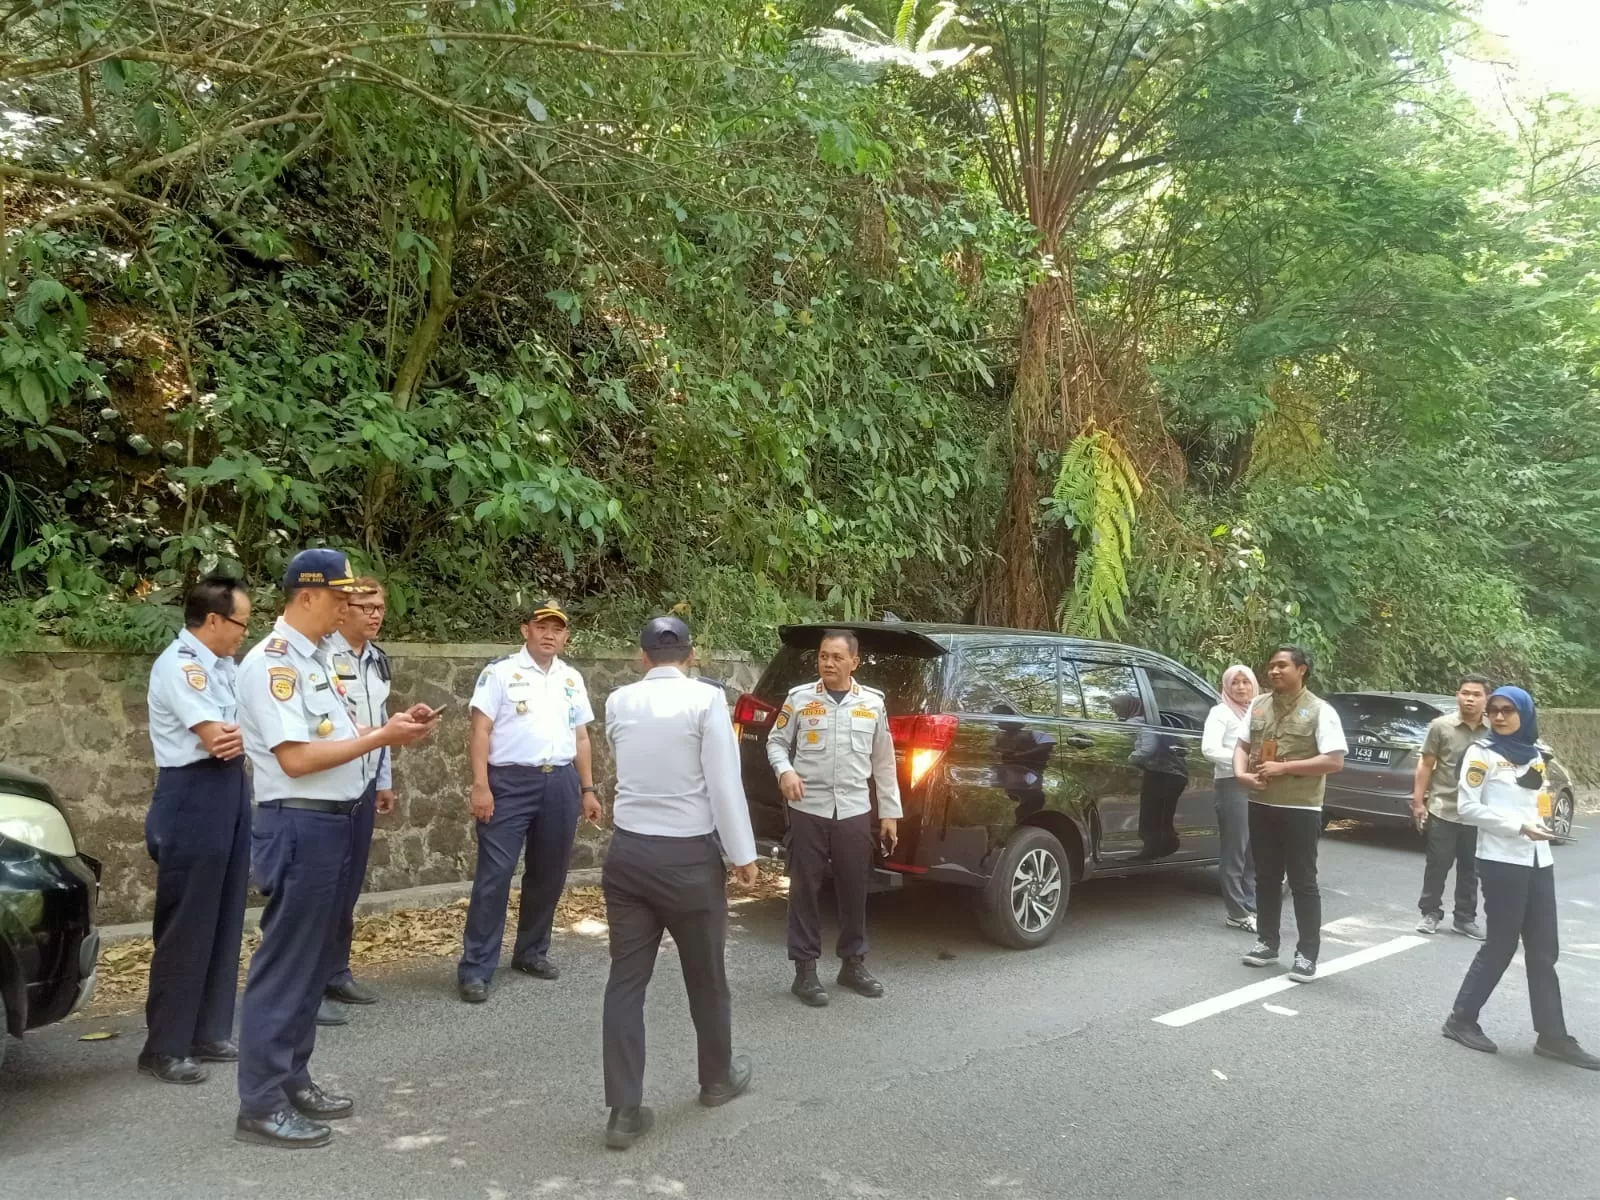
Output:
[581, 785, 598, 795]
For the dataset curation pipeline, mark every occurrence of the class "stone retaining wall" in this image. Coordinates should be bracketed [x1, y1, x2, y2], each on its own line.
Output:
[1537, 709, 1600, 789]
[0, 642, 759, 924]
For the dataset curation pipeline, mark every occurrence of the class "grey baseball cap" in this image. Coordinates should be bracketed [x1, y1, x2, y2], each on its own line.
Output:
[640, 615, 692, 652]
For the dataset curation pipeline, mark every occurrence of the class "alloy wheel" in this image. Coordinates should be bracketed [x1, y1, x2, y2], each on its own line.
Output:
[1010, 846, 1063, 933]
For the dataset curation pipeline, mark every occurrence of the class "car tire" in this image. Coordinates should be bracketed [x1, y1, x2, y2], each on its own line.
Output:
[977, 826, 1070, 950]
[1551, 790, 1576, 844]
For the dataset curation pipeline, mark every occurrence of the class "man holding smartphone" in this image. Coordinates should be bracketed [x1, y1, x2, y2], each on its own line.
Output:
[1411, 675, 1492, 940]
[768, 628, 901, 1007]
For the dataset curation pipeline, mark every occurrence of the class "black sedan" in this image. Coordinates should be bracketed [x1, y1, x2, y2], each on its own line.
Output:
[0, 763, 101, 1068]
[1324, 692, 1578, 842]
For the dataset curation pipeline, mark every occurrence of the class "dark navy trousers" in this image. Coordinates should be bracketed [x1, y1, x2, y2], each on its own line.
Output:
[142, 758, 251, 1058]
[236, 804, 355, 1118]
[458, 763, 581, 984]
[328, 779, 379, 989]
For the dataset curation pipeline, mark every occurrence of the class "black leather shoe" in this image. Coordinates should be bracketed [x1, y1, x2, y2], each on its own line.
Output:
[837, 956, 884, 998]
[325, 979, 379, 1005]
[605, 1105, 654, 1150]
[791, 961, 828, 1007]
[1535, 1034, 1600, 1070]
[511, 954, 560, 980]
[234, 1109, 332, 1149]
[699, 1054, 753, 1108]
[315, 999, 349, 1027]
[459, 979, 489, 1004]
[190, 1041, 238, 1063]
[137, 1053, 208, 1085]
[290, 1083, 355, 1120]
[1442, 1014, 1497, 1054]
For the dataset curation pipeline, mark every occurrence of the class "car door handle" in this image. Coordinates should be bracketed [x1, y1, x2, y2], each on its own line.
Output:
[1065, 734, 1095, 749]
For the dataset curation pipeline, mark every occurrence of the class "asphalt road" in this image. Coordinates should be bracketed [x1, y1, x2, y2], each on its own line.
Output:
[4, 819, 1598, 1200]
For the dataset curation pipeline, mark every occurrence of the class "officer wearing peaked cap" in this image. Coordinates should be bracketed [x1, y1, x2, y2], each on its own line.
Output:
[232, 549, 439, 1149]
[458, 599, 601, 1003]
[139, 572, 253, 1086]
[599, 615, 759, 1150]
[768, 627, 900, 1007]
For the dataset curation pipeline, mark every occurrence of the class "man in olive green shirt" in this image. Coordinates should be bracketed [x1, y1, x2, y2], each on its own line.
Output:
[1233, 645, 1348, 983]
[1412, 675, 1491, 940]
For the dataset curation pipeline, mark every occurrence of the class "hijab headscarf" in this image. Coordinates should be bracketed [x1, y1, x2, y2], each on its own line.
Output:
[1486, 685, 1541, 769]
[1220, 664, 1259, 720]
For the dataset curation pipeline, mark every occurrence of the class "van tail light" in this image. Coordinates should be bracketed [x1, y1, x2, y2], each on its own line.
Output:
[889, 714, 959, 789]
[733, 694, 779, 740]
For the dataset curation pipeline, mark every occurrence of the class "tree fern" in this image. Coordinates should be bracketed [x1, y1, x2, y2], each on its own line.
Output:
[1048, 423, 1143, 639]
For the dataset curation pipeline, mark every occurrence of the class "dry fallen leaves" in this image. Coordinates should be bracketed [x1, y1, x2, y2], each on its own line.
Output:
[83, 864, 788, 1018]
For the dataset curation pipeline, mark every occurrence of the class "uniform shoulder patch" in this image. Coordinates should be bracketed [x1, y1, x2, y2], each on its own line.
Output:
[177, 645, 198, 659]
[1464, 757, 1487, 788]
[774, 708, 791, 730]
[263, 637, 290, 657]
[181, 662, 208, 692]
[267, 665, 298, 702]
[476, 669, 492, 689]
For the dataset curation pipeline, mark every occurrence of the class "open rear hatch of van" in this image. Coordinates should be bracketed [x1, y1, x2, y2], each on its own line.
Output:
[734, 624, 949, 879]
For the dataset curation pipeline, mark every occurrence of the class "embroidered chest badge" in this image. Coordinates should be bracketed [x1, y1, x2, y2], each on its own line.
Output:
[315, 716, 335, 737]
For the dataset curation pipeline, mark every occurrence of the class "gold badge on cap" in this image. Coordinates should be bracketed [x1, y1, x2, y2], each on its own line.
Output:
[316, 716, 334, 737]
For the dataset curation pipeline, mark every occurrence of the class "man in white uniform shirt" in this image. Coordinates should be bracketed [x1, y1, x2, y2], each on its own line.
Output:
[319, 576, 395, 1023]
[140, 573, 252, 1085]
[458, 600, 600, 1003]
[599, 616, 759, 1150]
[233, 549, 437, 1149]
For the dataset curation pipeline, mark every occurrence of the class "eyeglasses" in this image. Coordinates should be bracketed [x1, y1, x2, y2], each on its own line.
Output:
[350, 605, 386, 617]
[221, 615, 250, 631]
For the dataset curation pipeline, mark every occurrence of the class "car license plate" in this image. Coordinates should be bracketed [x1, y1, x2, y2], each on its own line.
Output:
[1351, 746, 1392, 766]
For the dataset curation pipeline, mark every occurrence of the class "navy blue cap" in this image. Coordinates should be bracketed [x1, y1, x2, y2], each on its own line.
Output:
[282, 548, 365, 592]
[641, 615, 692, 652]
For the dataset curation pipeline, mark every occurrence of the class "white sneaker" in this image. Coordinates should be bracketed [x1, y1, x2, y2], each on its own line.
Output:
[1416, 914, 1441, 935]
[1226, 913, 1258, 933]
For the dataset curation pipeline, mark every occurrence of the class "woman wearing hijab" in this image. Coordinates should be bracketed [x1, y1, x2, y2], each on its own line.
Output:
[1202, 665, 1259, 931]
[1443, 686, 1598, 1069]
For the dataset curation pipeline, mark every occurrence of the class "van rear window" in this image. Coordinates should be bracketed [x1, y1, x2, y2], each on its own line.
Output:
[754, 646, 942, 715]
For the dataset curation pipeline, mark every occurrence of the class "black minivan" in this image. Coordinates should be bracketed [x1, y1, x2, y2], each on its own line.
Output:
[734, 623, 1224, 948]
[0, 763, 101, 1068]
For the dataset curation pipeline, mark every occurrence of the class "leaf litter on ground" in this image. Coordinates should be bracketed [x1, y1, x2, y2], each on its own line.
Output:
[81, 864, 788, 1020]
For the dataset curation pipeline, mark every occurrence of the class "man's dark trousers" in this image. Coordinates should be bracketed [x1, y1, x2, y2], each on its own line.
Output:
[142, 757, 251, 1058]
[1453, 859, 1566, 1035]
[327, 778, 379, 991]
[602, 828, 732, 1109]
[786, 807, 873, 962]
[1249, 802, 1322, 960]
[237, 804, 355, 1118]
[459, 763, 581, 983]
[1419, 814, 1478, 923]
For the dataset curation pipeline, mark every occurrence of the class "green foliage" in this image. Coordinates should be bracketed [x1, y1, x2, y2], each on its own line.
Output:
[1048, 424, 1142, 639]
[0, 0, 1595, 708]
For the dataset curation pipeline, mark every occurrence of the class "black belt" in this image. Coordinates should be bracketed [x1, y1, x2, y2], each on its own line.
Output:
[259, 797, 358, 814]
[492, 762, 573, 774]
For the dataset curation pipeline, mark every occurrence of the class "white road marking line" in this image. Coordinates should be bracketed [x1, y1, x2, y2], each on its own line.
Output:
[1262, 1003, 1298, 1016]
[1152, 935, 1428, 1028]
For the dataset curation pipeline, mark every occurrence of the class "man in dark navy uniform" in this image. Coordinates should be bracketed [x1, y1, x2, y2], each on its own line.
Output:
[139, 573, 253, 1084]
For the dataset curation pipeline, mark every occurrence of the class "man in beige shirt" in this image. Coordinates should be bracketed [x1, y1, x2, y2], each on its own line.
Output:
[1412, 675, 1491, 939]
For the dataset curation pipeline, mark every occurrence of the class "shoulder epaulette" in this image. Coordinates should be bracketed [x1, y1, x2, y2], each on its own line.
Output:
[858, 683, 886, 698]
[177, 644, 198, 659]
[694, 675, 725, 690]
[263, 637, 290, 657]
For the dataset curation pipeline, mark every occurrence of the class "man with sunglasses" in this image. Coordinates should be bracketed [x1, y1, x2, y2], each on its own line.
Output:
[317, 577, 395, 1025]
[139, 573, 254, 1085]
